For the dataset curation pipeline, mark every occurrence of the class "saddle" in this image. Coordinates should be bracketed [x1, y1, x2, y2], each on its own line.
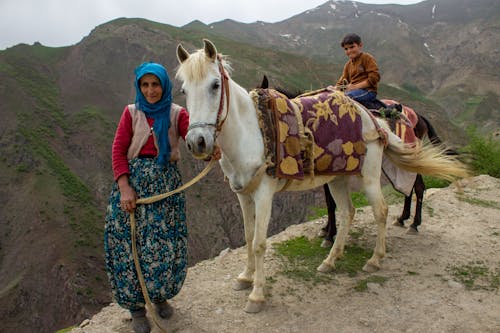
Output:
[359, 98, 416, 143]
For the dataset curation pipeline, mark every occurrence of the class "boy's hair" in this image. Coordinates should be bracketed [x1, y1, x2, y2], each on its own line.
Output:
[340, 33, 362, 47]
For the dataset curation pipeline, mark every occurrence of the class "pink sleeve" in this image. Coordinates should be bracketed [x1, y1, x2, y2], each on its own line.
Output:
[177, 108, 190, 140]
[112, 106, 133, 181]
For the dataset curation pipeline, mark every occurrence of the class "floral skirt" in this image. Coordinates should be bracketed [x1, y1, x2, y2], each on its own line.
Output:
[104, 158, 187, 311]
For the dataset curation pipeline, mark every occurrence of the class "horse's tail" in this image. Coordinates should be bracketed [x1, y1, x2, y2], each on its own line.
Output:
[419, 114, 442, 145]
[419, 114, 459, 155]
[383, 130, 469, 181]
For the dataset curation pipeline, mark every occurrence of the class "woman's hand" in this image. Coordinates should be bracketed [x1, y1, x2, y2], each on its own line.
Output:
[212, 145, 222, 160]
[117, 175, 137, 213]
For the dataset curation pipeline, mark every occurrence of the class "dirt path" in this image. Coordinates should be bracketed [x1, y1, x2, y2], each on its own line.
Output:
[71, 175, 500, 333]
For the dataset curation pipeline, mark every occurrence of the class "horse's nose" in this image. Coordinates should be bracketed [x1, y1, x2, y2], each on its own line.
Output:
[196, 136, 206, 152]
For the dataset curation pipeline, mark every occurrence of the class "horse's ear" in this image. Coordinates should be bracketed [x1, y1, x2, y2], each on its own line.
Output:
[260, 75, 269, 89]
[203, 39, 217, 62]
[177, 44, 190, 64]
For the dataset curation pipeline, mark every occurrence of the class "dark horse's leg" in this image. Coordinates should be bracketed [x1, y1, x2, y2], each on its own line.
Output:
[409, 174, 425, 233]
[395, 174, 425, 233]
[395, 190, 413, 227]
[321, 184, 337, 247]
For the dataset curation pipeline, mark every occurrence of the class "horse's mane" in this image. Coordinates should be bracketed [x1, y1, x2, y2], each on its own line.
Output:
[259, 75, 302, 99]
[176, 49, 232, 82]
[275, 87, 303, 99]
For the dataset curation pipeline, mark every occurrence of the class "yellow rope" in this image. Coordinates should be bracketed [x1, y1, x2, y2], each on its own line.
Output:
[130, 158, 217, 332]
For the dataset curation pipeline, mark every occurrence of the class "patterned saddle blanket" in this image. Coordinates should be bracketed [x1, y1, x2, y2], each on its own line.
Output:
[376, 99, 419, 196]
[251, 87, 366, 180]
[380, 99, 418, 145]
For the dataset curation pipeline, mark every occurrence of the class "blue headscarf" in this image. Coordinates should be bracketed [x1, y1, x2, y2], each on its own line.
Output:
[134, 62, 172, 166]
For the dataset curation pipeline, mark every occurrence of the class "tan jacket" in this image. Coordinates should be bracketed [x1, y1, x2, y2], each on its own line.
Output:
[336, 52, 380, 93]
[126, 103, 183, 161]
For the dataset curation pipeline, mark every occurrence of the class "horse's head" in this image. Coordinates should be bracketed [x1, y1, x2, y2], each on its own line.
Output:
[176, 39, 230, 159]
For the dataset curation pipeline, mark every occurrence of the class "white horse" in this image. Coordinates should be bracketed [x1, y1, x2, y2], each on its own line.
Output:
[175, 39, 468, 313]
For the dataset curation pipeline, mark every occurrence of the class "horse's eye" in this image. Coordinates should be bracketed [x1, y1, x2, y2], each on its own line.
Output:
[212, 81, 220, 91]
[180, 88, 186, 95]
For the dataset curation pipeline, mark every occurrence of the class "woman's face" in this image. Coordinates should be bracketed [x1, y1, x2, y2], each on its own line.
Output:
[139, 74, 163, 104]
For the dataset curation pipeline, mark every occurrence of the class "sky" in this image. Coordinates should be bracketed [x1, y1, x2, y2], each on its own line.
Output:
[0, 0, 422, 50]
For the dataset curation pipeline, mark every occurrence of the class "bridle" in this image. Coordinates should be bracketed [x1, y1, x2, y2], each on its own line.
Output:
[187, 54, 230, 139]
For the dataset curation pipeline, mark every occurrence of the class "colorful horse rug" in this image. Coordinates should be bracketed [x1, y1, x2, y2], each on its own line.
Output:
[250, 87, 366, 180]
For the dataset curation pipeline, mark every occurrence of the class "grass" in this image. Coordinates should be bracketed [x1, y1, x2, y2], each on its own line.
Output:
[354, 275, 388, 292]
[272, 236, 373, 286]
[448, 261, 499, 290]
[457, 195, 500, 210]
[54, 327, 76, 333]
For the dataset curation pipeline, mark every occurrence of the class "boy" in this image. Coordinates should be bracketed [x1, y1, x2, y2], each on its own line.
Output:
[335, 33, 381, 108]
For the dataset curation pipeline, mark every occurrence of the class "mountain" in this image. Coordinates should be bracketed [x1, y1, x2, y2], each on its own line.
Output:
[0, 0, 497, 332]
[186, 0, 500, 133]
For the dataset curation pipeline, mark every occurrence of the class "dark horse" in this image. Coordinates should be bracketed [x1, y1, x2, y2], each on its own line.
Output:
[259, 75, 454, 246]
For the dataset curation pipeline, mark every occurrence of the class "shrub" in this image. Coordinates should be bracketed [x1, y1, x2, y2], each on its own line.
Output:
[461, 127, 500, 178]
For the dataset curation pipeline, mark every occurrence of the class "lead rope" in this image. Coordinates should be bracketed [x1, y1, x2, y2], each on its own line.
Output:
[129, 158, 217, 332]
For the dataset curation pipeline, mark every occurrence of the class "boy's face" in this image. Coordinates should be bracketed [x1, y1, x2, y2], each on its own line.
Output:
[343, 42, 363, 60]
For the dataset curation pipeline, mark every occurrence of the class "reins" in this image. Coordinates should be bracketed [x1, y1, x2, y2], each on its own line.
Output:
[215, 54, 230, 134]
[186, 54, 230, 139]
[129, 157, 217, 332]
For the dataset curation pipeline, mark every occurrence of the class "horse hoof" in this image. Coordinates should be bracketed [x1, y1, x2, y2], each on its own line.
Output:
[320, 239, 334, 248]
[392, 220, 405, 228]
[362, 262, 380, 273]
[317, 262, 334, 273]
[244, 300, 264, 313]
[406, 226, 418, 235]
[232, 279, 252, 291]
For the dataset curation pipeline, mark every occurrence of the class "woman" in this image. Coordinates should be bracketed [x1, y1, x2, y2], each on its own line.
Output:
[104, 62, 189, 333]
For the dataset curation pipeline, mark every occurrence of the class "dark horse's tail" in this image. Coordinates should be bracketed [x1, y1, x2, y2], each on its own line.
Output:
[419, 114, 458, 155]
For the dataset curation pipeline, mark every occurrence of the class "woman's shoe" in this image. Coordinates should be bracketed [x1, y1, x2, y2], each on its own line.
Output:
[131, 308, 151, 333]
[155, 301, 174, 319]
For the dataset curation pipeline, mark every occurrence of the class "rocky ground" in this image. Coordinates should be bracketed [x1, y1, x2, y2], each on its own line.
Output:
[70, 175, 500, 333]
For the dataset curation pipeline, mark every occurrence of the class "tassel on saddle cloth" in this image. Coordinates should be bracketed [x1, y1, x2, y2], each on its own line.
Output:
[250, 87, 366, 180]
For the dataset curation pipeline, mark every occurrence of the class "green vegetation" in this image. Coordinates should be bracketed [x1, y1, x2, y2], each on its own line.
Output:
[272, 236, 373, 286]
[2, 50, 105, 253]
[461, 127, 500, 178]
[54, 327, 76, 333]
[457, 195, 500, 210]
[423, 175, 451, 189]
[448, 261, 499, 290]
[354, 275, 388, 292]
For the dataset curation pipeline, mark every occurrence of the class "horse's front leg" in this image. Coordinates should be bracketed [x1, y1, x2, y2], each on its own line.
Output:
[233, 193, 255, 291]
[361, 146, 388, 272]
[245, 178, 276, 313]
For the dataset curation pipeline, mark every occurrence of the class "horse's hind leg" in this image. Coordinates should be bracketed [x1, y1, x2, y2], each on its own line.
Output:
[233, 193, 255, 291]
[362, 144, 388, 273]
[394, 190, 413, 227]
[320, 184, 337, 248]
[408, 174, 425, 234]
[318, 177, 354, 273]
